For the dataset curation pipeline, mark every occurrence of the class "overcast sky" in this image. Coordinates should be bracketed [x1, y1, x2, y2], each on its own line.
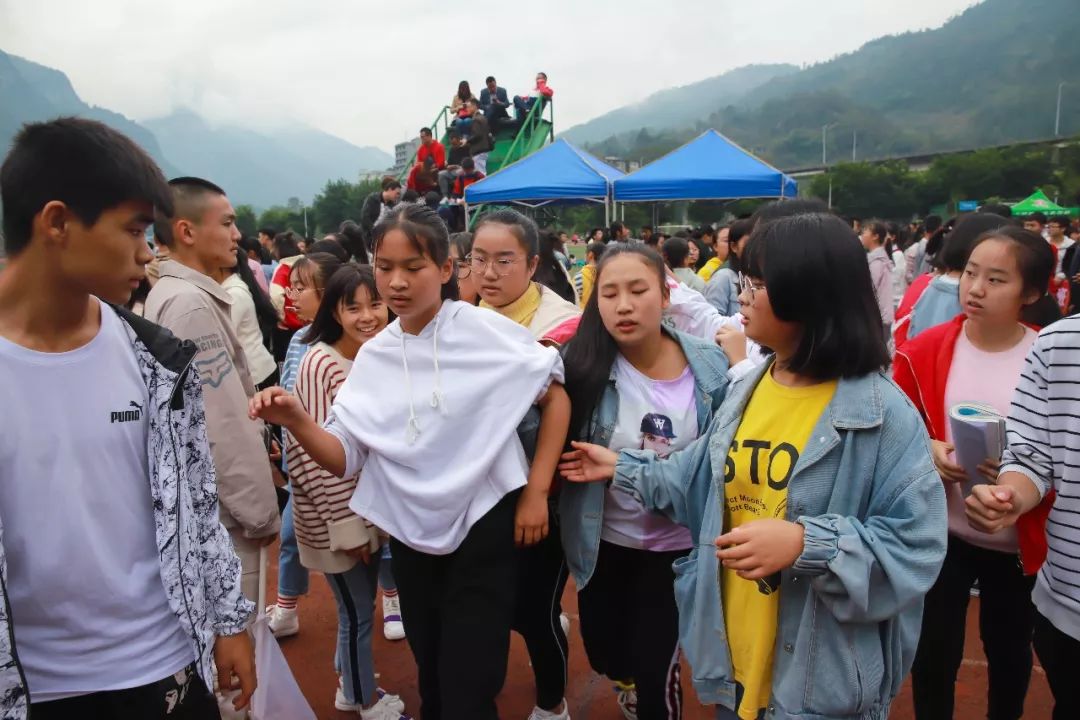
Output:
[0, 0, 979, 154]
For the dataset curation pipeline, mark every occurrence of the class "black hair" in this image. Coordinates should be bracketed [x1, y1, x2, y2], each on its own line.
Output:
[1022, 294, 1062, 328]
[741, 213, 890, 380]
[258, 226, 277, 238]
[420, 127, 433, 137]
[642, 225, 653, 232]
[474, 208, 540, 259]
[1026, 212, 1047, 226]
[750, 198, 829, 228]
[403, 189, 421, 203]
[302, 263, 381, 346]
[979, 204, 1011, 219]
[381, 177, 402, 192]
[863, 219, 888, 247]
[940, 213, 1010, 272]
[290, 252, 345, 295]
[924, 214, 943, 234]
[609, 221, 626, 239]
[126, 277, 152, 312]
[537, 72, 548, 81]
[485, 76, 496, 84]
[457, 81, 473, 102]
[1, 117, 172, 256]
[689, 236, 712, 270]
[373, 203, 459, 302]
[229, 247, 279, 342]
[1048, 215, 1071, 229]
[535, 230, 576, 303]
[152, 176, 228, 247]
[240, 235, 271, 264]
[338, 220, 370, 263]
[424, 191, 441, 209]
[661, 237, 692, 268]
[589, 227, 604, 241]
[586, 241, 607, 262]
[307, 237, 350, 262]
[462, 157, 476, 171]
[725, 218, 755, 274]
[449, 231, 473, 259]
[967, 226, 1055, 300]
[273, 230, 303, 259]
[563, 244, 668, 438]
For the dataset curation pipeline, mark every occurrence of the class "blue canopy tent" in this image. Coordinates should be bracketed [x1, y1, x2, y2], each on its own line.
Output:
[464, 139, 625, 225]
[613, 130, 797, 202]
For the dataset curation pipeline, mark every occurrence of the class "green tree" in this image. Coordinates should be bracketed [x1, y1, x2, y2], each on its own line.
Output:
[806, 161, 919, 218]
[257, 206, 308, 236]
[234, 204, 257, 237]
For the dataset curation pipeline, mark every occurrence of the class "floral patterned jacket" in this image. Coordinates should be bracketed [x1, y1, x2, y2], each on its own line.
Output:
[0, 306, 253, 718]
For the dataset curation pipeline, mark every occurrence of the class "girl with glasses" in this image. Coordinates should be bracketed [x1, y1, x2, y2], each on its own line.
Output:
[559, 243, 731, 720]
[251, 204, 570, 720]
[561, 213, 946, 720]
[469, 209, 581, 720]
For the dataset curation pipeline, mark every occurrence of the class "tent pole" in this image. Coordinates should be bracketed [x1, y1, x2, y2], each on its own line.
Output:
[464, 202, 470, 228]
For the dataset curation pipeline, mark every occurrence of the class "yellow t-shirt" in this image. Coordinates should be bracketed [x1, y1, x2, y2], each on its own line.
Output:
[722, 367, 837, 720]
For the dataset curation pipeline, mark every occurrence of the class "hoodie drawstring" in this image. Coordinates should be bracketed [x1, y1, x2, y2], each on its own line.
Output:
[400, 312, 446, 445]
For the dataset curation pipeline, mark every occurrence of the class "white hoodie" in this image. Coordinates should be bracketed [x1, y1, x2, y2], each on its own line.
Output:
[326, 300, 564, 555]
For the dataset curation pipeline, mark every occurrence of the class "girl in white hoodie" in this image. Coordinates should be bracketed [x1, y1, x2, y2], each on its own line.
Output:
[250, 204, 571, 720]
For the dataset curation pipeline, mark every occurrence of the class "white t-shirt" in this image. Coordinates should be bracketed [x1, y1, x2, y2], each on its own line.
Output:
[1052, 237, 1075, 279]
[0, 301, 194, 701]
[601, 355, 696, 551]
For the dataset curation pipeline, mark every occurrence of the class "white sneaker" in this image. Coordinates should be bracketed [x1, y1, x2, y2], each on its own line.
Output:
[359, 693, 412, 719]
[383, 594, 406, 641]
[527, 699, 570, 719]
[265, 604, 299, 638]
[615, 682, 638, 720]
[559, 612, 570, 637]
[335, 685, 406, 714]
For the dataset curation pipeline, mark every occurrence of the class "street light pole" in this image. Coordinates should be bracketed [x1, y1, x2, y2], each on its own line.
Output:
[852, 129, 857, 162]
[821, 123, 838, 167]
[1056, 82, 1067, 137]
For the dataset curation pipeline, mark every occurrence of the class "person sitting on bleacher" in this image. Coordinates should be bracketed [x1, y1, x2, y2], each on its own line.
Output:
[417, 127, 446, 170]
[480, 76, 511, 121]
[465, 99, 493, 174]
[514, 72, 554, 120]
[407, 155, 440, 196]
[452, 157, 485, 199]
[438, 135, 472, 199]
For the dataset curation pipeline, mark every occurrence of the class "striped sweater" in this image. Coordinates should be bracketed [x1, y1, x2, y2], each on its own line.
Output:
[287, 342, 378, 574]
[1002, 315, 1080, 639]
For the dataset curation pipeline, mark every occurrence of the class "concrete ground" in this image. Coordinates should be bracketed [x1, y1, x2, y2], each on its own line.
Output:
[267, 550, 1054, 719]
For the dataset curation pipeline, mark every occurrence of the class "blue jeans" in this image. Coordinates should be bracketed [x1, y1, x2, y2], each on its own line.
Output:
[379, 543, 396, 592]
[326, 556, 382, 705]
[514, 96, 537, 119]
[277, 493, 309, 597]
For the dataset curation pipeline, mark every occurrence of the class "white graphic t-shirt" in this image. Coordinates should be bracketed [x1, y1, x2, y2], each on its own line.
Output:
[601, 354, 697, 551]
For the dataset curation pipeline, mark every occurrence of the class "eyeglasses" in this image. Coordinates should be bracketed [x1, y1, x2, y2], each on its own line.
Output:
[737, 273, 766, 302]
[285, 284, 318, 300]
[466, 254, 523, 278]
[455, 259, 472, 279]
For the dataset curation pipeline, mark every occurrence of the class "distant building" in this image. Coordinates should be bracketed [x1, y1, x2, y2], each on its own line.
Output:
[603, 156, 642, 174]
[393, 138, 421, 174]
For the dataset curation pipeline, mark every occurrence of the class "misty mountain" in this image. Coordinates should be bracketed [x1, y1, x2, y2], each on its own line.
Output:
[0, 49, 392, 208]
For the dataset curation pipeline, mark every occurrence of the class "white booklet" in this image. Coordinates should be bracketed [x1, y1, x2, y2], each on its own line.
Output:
[948, 402, 1006, 495]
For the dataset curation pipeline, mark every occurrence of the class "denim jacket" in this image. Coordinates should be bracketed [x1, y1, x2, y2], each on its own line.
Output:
[559, 328, 730, 588]
[613, 363, 946, 719]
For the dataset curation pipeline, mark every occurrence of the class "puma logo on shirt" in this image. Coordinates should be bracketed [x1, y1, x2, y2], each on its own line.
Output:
[110, 401, 143, 424]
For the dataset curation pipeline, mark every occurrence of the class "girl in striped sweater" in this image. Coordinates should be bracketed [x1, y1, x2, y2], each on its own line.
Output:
[288, 263, 409, 720]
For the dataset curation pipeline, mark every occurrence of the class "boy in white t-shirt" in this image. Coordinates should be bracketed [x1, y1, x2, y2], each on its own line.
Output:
[0, 118, 256, 719]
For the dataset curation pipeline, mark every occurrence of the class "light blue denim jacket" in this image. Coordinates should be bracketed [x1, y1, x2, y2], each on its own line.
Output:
[559, 328, 730, 588]
[613, 363, 946, 719]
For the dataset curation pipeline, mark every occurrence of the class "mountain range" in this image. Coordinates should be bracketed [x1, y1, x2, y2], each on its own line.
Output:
[565, 0, 1080, 169]
[0, 48, 391, 209]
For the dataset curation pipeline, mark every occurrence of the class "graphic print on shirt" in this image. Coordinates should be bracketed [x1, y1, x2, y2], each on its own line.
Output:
[194, 350, 233, 388]
[110, 400, 144, 424]
[725, 439, 794, 595]
[639, 412, 677, 457]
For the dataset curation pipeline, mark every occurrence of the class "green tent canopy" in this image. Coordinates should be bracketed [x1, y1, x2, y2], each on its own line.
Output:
[1011, 189, 1069, 216]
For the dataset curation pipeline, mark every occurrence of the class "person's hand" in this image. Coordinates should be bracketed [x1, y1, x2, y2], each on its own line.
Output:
[515, 487, 549, 547]
[345, 545, 372, 564]
[715, 519, 805, 580]
[978, 458, 1001, 482]
[966, 483, 1023, 533]
[558, 441, 618, 483]
[214, 631, 256, 711]
[930, 440, 967, 483]
[716, 326, 748, 365]
[268, 438, 282, 463]
[249, 387, 306, 428]
[1072, 272, 1080, 284]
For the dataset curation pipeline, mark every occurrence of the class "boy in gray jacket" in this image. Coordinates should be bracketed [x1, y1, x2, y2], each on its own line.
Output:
[146, 177, 281, 602]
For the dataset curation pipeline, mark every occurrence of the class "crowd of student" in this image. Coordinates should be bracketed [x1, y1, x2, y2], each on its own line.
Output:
[3, 115, 1080, 720]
